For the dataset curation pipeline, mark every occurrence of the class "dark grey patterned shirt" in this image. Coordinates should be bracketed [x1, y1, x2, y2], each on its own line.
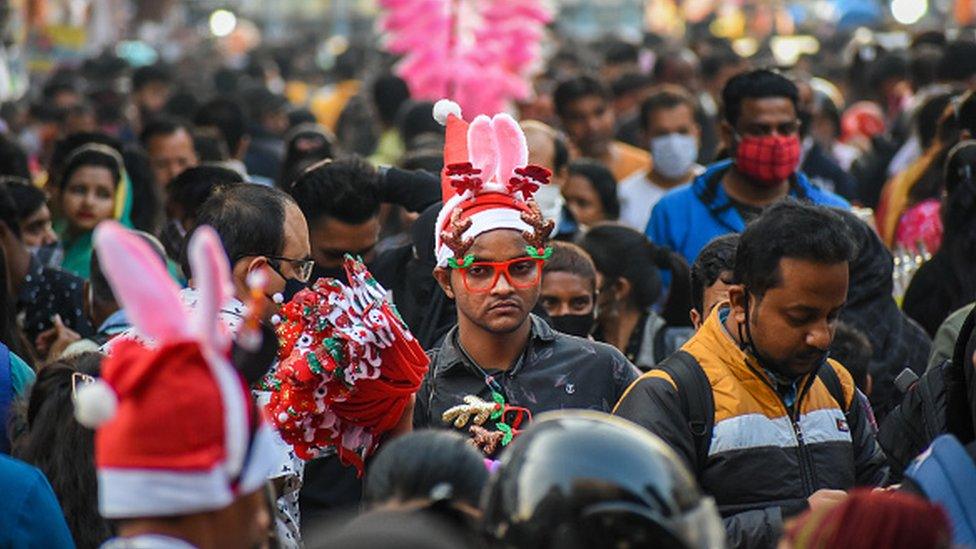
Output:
[414, 315, 640, 441]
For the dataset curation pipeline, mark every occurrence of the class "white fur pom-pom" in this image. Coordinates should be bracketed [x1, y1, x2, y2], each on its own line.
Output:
[271, 314, 282, 325]
[433, 99, 462, 125]
[74, 380, 118, 428]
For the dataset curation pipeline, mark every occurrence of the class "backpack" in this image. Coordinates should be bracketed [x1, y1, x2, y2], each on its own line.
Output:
[656, 350, 848, 474]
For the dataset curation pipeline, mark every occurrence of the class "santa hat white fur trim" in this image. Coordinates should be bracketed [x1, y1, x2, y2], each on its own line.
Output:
[433, 99, 462, 126]
[98, 466, 235, 518]
[97, 425, 278, 518]
[435, 206, 533, 268]
[74, 380, 118, 428]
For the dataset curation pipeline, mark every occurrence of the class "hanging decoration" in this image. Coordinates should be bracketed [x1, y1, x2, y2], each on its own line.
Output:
[377, 0, 551, 117]
[264, 256, 430, 475]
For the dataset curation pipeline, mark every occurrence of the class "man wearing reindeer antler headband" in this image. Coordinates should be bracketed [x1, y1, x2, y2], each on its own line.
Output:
[413, 101, 641, 455]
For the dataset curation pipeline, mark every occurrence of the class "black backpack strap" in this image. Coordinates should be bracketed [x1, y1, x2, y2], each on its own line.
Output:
[816, 362, 849, 412]
[655, 350, 713, 474]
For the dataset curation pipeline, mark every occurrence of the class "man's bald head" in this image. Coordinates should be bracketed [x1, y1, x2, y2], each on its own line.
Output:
[521, 120, 568, 183]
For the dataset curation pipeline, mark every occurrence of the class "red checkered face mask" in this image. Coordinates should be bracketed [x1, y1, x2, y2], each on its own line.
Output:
[733, 133, 801, 186]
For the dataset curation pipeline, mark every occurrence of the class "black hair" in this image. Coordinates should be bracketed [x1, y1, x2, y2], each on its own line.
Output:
[289, 156, 381, 226]
[139, 117, 191, 148]
[909, 44, 944, 91]
[122, 147, 164, 234]
[372, 73, 411, 127]
[190, 184, 291, 272]
[58, 149, 121, 191]
[639, 86, 698, 131]
[279, 125, 337, 189]
[867, 53, 909, 91]
[14, 353, 112, 549]
[0, 234, 29, 362]
[132, 65, 173, 92]
[397, 101, 443, 150]
[542, 241, 598, 293]
[194, 98, 248, 156]
[4, 181, 46, 223]
[553, 132, 570, 174]
[733, 200, 856, 297]
[91, 231, 167, 306]
[163, 90, 200, 120]
[721, 69, 798, 127]
[241, 86, 288, 123]
[829, 321, 872, 392]
[579, 223, 693, 326]
[192, 127, 231, 162]
[566, 160, 620, 220]
[131, 64, 172, 92]
[938, 140, 976, 310]
[610, 72, 654, 100]
[936, 40, 976, 84]
[48, 133, 123, 182]
[916, 92, 955, 150]
[691, 233, 739, 315]
[0, 180, 22, 238]
[168, 164, 245, 224]
[700, 50, 741, 82]
[553, 75, 611, 118]
[0, 134, 31, 180]
[603, 40, 639, 65]
[363, 430, 488, 509]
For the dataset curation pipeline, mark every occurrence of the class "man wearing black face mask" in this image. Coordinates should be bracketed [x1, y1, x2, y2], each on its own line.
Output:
[615, 201, 888, 549]
[540, 242, 598, 338]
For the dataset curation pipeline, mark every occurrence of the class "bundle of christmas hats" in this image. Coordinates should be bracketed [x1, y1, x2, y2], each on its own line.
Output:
[266, 256, 429, 474]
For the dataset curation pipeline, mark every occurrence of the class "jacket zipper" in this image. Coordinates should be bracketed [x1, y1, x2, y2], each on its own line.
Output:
[791, 375, 818, 496]
[743, 360, 818, 496]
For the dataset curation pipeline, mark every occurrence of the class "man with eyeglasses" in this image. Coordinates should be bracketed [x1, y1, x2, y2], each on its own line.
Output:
[412, 104, 639, 456]
[645, 69, 849, 265]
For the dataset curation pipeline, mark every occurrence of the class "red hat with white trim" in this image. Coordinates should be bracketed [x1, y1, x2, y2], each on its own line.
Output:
[432, 100, 554, 268]
[74, 222, 276, 518]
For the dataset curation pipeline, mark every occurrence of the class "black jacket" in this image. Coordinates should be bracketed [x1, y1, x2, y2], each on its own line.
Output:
[414, 315, 640, 452]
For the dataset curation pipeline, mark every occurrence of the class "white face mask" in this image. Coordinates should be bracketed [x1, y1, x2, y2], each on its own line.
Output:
[649, 133, 699, 180]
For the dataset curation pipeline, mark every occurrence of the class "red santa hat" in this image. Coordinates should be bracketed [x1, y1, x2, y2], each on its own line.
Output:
[74, 222, 276, 518]
[432, 100, 554, 268]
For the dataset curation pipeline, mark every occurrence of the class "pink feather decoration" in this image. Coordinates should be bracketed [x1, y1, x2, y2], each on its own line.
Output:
[378, 0, 551, 118]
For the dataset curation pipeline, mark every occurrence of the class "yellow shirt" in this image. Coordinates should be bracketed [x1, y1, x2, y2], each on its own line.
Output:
[610, 141, 653, 183]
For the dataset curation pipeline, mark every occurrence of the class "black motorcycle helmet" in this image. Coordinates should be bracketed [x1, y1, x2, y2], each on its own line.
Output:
[481, 411, 726, 549]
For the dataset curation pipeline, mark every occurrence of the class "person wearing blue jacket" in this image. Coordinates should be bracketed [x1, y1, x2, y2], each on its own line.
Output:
[0, 454, 74, 548]
[646, 69, 849, 264]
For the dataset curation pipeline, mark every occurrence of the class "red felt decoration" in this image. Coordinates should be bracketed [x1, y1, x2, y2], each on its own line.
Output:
[264, 258, 429, 475]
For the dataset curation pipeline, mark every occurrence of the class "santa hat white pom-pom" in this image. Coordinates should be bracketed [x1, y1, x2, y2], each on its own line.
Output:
[433, 99, 462, 126]
[74, 380, 118, 428]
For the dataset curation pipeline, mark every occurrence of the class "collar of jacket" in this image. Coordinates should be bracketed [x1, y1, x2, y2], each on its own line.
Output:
[691, 303, 814, 392]
[436, 314, 556, 374]
[692, 159, 813, 233]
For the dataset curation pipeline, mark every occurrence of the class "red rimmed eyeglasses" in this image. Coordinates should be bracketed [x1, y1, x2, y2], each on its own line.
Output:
[453, 256, 545, 294]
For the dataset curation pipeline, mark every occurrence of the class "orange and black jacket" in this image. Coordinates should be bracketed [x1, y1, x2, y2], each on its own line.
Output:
[614, 306, 888, 549]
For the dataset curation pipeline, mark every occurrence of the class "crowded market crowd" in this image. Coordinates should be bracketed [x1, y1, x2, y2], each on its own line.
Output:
[0, 18, 975, 549]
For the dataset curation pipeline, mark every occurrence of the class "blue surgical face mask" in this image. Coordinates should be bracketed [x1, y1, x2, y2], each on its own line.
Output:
[649, 133, 699, 180]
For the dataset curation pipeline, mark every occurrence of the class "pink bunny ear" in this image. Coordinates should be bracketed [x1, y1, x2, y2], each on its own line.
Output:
[187, 225, 233, 352]
[467, 115, 498, 185]
[93, 221, 190, 342]
[490, 113, 528, 187]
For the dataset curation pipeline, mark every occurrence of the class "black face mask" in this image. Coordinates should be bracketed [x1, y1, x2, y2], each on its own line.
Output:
[282, 277, 309, 303]
[550, 311, 596, 338]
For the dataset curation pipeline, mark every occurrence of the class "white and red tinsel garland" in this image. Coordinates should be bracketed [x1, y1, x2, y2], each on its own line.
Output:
[377, 0, 551, 118]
